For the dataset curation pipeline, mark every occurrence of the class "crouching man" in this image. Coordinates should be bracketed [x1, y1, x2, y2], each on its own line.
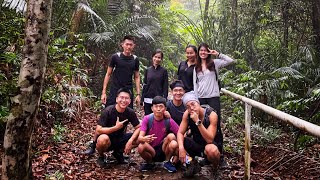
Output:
[95, 88, 140, 167]
[177, 91, 221, 175]
[138, 96, 180, 173]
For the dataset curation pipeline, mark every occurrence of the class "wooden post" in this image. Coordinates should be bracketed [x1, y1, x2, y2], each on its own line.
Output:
[244, 103, 252, 180]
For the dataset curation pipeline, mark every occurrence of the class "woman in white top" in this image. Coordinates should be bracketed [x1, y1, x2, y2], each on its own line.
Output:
[193, 42, 234, 161]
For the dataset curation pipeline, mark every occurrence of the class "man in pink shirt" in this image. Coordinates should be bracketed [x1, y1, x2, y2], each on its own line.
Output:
[138, 96, 180, 173]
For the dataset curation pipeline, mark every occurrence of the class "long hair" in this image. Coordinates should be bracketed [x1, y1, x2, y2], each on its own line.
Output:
[195, 43, 216, 73]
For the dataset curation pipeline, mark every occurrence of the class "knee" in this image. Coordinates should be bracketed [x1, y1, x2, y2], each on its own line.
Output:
[96, 134, 110, 147]
[138, 143, 146, 154]
[169, 140, 178, 150]
[205, 144, 220, 159]
[166, 133, 176, 141]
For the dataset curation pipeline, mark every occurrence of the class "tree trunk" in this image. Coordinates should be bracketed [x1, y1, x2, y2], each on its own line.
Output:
[231, 0, 238, 51]
[70, 2, 86, 34]
[203, 0, 210, 41]
[311, 0, 320, 63]
[2, 0, 53, 179]
[281, 0, 290, 66]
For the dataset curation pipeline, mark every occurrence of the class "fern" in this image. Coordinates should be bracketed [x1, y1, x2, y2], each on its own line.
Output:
[251, 123, 282, 146]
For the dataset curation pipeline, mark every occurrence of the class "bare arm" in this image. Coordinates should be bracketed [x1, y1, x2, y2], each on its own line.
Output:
[197, 112, 218, 143]
[177, 111, 189, 149]
[134, 70, 141, 105]
[124, 124, 141, 154]
[178, 110, 189, 163]
[101, 66, 113, 104]
[128, 124, 141, 143]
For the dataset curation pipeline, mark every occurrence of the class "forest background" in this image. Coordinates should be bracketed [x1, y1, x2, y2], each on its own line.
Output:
[0, 0, 320, 179]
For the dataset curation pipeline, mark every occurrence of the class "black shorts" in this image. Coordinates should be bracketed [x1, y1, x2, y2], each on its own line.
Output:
[152, 143, 165, 162]
[104, 133, 133, 152]
[183, 137, 221, 158]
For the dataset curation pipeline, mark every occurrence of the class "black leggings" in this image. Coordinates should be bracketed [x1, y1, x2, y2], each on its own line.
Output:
[199, 97, 224, 156]
[143, 102, 153, 115]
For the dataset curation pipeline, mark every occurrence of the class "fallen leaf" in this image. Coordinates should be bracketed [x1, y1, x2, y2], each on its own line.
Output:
[63, 159, 72, 165]
[42, 154, 49, 162]
[84, 172, 92, 177]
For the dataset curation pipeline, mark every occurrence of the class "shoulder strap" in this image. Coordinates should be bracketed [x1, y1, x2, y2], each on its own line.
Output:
[146, 113, 154, 135]
[164, 118, 171, 134]
[200, 105, 211, 127]
[117, 52, 137, 60]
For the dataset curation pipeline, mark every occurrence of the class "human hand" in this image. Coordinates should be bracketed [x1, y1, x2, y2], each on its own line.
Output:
[101, 93, 107, 104]
[115, 117, 128, 129]
[189, 111, 199, 123]
[164, 111, 171, 119]
[124, 140, 133, 154]
[179, 148, 187, 164]
[143, 134, 157, 143]
[208, 48, 219, 57]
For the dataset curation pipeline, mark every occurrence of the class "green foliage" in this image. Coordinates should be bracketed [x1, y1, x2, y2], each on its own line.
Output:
[52, 123, 67, 143]
[295, 135, 317, 150]
[41, 36, 96, 122]
[0, 8, 23, 122]
[251, 123, 282, 146]
[45, 170, 64, 180]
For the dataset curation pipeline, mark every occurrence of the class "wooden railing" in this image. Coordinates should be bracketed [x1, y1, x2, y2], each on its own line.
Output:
[221, 88, 320, 180]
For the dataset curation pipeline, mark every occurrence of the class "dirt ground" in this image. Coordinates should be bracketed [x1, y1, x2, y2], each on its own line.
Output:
[1, 108, 320, 179]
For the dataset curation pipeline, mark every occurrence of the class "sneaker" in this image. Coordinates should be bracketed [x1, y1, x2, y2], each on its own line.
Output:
[163, 161, 177, 173]
[112, 151, 128, 164]
[139, 163, 155, 172]
[96, 155, 109, 168]
[83, 141, 96, 155]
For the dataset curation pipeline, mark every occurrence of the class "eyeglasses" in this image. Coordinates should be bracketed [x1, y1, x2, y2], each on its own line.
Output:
[118, 96, 130, 101]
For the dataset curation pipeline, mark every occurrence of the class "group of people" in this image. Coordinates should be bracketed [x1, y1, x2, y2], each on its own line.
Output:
[84, 35, 234, 175]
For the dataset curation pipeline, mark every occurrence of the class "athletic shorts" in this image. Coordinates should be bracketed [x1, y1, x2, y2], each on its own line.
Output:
[104, 133, 133, 152]
[152, 143, 165, 162]
[183, 137, 220, 158]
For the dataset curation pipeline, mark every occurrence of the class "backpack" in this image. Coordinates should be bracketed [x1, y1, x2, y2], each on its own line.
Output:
[200, 104, 223, 151]
[200, 104, 211, 127]
[116, 52, 137, 60]
[146, 113, 171, 135]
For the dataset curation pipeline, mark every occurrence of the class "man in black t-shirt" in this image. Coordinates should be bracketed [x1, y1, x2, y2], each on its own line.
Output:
[101, 35, 141, 109]
[95, 88, 141, 167]
[166, 80, 186, 125]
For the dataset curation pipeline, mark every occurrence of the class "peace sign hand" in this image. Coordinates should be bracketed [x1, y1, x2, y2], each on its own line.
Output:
[208, 48, 220, 57]
[115, 117, 128, 129]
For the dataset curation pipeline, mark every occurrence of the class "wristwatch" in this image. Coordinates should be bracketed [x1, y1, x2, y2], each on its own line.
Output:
[195, 120, 202, 126]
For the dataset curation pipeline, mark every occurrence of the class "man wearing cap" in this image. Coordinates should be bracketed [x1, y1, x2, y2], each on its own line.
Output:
[166, 80, 186, 125]
[177, 91, 222, 174]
